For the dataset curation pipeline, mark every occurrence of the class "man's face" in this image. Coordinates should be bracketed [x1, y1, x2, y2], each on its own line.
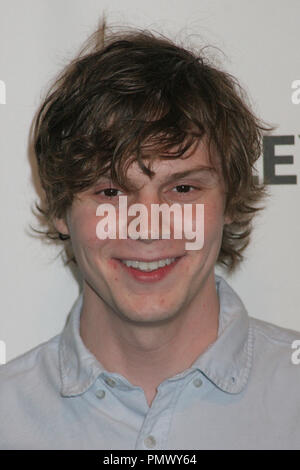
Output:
[55, 139, 230, 325]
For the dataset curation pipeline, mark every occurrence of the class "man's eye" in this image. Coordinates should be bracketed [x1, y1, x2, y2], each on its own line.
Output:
[96, 188, 122, 197]
[173, 185, 195, 193]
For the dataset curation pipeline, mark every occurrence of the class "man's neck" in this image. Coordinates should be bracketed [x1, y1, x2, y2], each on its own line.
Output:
[79, 277, 219, 407]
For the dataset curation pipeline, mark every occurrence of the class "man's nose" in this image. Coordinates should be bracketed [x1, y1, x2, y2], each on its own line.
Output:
[127, 192, 167, 242]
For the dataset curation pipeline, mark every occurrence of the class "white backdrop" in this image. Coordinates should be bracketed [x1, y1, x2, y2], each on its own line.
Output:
[0, 0, 299, 363]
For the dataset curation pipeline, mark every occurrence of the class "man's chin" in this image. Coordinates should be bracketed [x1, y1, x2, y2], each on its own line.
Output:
[113, 303, 180, 326]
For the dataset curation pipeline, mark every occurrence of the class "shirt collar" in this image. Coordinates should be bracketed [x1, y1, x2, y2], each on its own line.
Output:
[59, 293, 105, 397]
[59, 274, 253, 397]
[190, 275, 253, 394]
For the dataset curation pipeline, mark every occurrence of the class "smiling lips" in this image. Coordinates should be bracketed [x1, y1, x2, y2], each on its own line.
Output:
[117, 256, 182, 282]
[121, 257, 176, 272]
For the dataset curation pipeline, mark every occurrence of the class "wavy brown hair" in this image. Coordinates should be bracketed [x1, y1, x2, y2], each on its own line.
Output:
[32, 21, 272, 273]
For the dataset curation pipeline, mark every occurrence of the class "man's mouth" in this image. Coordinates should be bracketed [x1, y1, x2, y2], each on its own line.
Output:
[120, 257, 176, 272]
[116, 256, 184, 282]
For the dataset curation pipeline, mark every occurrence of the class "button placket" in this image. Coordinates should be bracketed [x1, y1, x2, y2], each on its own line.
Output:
[135, 378, 188, 450]
[193, 377, 203, 388]
[95, 389, 106, 399]
[144, 435, 156, 449]
[104, 377, 117, 388]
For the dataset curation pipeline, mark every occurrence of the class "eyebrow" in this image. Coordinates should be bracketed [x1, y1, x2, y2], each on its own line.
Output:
[94, 166, 217, 189]
[163, 166, 217, 184]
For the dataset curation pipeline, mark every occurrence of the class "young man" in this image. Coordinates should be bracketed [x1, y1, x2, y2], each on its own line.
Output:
[1, 24, 300, 450]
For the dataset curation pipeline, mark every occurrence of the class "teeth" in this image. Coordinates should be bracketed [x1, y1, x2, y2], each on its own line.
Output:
[121, 258, 176, 272]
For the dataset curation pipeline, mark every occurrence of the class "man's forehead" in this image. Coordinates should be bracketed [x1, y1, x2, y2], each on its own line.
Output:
[144, 140, 217, 174]
[98, 137, 221, 185]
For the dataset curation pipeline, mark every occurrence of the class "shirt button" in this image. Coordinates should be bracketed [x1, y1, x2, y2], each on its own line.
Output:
[144, 435, 156, 449]
[95, 389, 106, 399]
[193, 377, 203, 388]
[105, 377, 116, 387]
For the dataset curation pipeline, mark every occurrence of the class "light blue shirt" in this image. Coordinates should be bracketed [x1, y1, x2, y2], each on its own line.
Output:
[1, 274, 300, 450]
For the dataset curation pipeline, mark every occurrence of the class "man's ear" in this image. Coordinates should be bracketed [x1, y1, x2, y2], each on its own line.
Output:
[54, 217, 70, 236]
